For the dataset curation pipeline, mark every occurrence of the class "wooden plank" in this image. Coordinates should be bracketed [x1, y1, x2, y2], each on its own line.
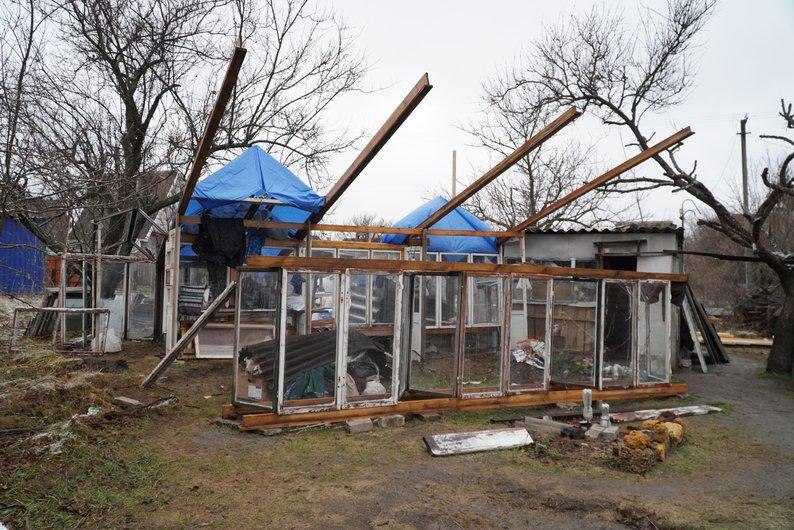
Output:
[417, 107, 581, 229]
[178, 216, 522, 238]
[177, 44, 247, 216]
[682, 297, 708, 373]
[509, 127, 694, 235]
[424, 428, 533, 456]
[311, 73, 433, 223]
[141, 281, 237, 388]
[237, 383, 687, 429]
[311, 240, 404, 251]
[241, 255, 688, 282]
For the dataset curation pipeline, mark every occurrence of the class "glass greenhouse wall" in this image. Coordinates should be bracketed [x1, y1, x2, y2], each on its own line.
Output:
[232, 265, 675, 413]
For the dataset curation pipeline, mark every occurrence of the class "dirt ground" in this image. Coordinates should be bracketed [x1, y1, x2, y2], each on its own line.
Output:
[1, 340, 793, 529]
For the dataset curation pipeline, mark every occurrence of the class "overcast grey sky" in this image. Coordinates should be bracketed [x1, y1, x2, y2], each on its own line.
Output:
[314, 0, 794, 226]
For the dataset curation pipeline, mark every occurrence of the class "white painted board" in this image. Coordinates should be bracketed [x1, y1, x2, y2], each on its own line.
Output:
[424, 428, 533, 456]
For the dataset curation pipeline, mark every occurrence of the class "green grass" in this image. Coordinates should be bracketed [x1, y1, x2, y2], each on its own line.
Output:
[1, 429, 173, 527]
[757, 368, 794, 383]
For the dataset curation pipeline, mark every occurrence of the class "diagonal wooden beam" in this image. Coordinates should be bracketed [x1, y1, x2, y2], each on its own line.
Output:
[416, 106, 582, 230]
[309, 73, 433, 223]
[177, 43, 247, 216]
[507, 127, 694, 237]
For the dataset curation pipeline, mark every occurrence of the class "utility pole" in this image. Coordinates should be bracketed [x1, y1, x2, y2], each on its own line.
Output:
[739, 116, 749, 212]
[451, 150, 457, 196]
[738, 116, 750, 291]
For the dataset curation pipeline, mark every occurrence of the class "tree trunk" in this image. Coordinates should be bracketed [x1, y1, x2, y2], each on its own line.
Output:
[766, 274, 794, 374]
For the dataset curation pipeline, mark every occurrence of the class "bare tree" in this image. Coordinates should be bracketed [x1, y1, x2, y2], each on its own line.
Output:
[3, 0, 367, 256]
[462, 80, 612, 229]
[495, 0, 793, 372]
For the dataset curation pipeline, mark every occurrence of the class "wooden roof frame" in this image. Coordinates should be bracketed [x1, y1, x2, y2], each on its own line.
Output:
[505, 127, 695, 238]
[177, 42, 248, 216]
[415, 106, 582, 230]
[309, 73, 433, 225]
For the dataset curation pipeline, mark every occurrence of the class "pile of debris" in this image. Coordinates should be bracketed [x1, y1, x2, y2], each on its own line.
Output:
[613, 416, 685, 474]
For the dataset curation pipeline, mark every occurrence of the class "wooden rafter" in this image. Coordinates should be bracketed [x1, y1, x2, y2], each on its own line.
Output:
[241, 255, 688, 282]
[416, 106, 582, 230]
[176, 43, 247, 216]
[309, 73, 433, 224]
[507, 127, 694, 236]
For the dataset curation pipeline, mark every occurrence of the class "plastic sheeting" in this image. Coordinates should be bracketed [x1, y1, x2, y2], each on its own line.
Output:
[183, 145, 325, 228]
[382, 197, 497, 253]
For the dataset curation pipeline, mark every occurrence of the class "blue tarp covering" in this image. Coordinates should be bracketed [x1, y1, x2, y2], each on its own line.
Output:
[382, 197, 498, 254]
[184, 145, 324, 223]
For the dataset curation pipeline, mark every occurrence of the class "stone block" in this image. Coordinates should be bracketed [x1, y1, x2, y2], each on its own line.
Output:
[345, 418, 373, 434]
[585, 425, 604, 440]
[375, 414, 405, 428]
[112, 396, 142, 409]
[601, 425, 619, 441]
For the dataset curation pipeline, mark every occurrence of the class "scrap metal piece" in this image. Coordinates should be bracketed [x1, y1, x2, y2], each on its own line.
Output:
[610, 405, 723, 423]
[424, 428, 533, 456]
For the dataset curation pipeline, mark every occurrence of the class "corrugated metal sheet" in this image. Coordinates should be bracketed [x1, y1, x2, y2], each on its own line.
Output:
[0, 218, 45, 293]
[524, 222, 680, 235]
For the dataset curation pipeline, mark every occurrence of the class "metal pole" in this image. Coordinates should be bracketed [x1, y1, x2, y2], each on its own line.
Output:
[739, 116, 750, 291]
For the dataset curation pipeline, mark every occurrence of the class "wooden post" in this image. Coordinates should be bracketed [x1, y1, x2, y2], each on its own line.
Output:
[176, 43, 247, 216]
[141, 281, 237, 388]
[508, 127, 694, 235]
[418, 107, 581, 230]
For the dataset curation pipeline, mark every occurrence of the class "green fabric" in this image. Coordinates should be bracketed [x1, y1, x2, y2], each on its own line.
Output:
[285, 365, 334, 399]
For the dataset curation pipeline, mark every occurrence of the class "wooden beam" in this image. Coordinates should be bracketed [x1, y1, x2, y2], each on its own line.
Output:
[417, 106, 582, 229]
[141, 281, 237, 388]
[178, 215, 522, 238]
[509, 127, 694, 235]
[241, 255, 688, 282]
[176, 44, 247, 216]
[310, 73, 433, 222]
[233, 383, 688, 429]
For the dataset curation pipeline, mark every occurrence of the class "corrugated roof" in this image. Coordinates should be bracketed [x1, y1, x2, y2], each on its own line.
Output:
[523, 222, 681, 235]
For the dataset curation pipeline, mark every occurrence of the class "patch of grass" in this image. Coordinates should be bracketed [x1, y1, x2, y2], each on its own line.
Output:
[1, 429, 173, 528]
[648, 415, 769, 478]
[756, 368, 794, 383]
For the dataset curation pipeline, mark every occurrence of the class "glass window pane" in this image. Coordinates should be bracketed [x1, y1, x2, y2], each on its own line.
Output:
[283, 272, 339, 408]
[463, 276, 502, 393]
[509, 278, 547, 390]
[602, 282, 634, 388]
[346, 274, 398, 402]
[470, 276, 501, 325]
[99, 261, 125, 340]
[638, 281, 670, 384]
[472, 254, 498, 264]
[372, 251, 400, 260]
[311, 248, 336, 258]
[410, 274, 459, 395]
[235, 271, 281, 408]
[550, 280, 598, 387]
[128, 262, 155, 340]
[441, 253, 468, 262]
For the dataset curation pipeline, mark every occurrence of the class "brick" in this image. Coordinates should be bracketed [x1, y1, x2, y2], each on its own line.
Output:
[375, 414, 405, 428]
[112, 396, 142, 409]
[601, 426, 619, 441]
[345, 418, 373, 434]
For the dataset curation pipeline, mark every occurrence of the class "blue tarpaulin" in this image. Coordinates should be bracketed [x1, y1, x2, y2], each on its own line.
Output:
[382, 197, 498, 254]
[184, 145, 324, 223]
[181, 146, 325, 257]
